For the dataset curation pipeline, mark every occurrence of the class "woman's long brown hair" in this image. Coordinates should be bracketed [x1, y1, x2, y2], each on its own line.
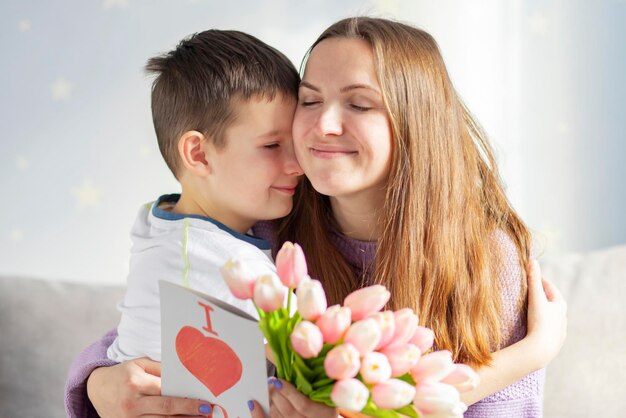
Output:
[277, 17, 531, 366]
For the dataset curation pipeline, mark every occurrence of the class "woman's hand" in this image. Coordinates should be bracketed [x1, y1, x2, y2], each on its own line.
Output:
[459, 259, 568, 406]
[248, 378, 338, 418]
[87, 357, 212, 417]
[525, 259, 568, 368]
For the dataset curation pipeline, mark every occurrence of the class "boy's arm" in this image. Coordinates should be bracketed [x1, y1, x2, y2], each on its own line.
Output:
[461, 260, 567, 406]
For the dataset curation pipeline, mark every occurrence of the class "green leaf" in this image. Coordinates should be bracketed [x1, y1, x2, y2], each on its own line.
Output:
[396, 404, 419, 418]
[312, 377, 334, 389]
[293, 354, 315, 379]
[396, 374, 416, 385]
[309, 384, 334, 405]
[360, 399, 401, 418]
[293, 363, 313, 395]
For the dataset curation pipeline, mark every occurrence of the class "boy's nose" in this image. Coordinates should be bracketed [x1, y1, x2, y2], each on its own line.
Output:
[283, 143, 303, 176]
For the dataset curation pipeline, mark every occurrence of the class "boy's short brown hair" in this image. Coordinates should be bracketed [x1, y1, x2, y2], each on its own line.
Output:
[146, 30, 300, 178]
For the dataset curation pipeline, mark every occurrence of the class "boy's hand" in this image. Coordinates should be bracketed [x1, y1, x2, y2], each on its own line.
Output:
[87, 357, 212, 417]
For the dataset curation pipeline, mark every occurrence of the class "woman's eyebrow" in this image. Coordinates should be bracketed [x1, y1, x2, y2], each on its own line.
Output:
[300, 81, 380, 95]
[339, 84, 380, 95]
[299, 81, 319, 91]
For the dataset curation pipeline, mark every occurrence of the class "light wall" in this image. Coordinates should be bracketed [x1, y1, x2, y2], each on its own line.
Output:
[1, 0, 624, 284]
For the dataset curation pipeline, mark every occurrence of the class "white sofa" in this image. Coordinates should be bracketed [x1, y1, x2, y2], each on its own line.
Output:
[1, 245, 625, 417]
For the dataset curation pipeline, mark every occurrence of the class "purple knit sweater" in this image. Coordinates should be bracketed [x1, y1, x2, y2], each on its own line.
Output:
[64, 224, 544, 418]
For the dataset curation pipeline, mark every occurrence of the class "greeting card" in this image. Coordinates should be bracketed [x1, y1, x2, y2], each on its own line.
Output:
[160, 280, 269, 418]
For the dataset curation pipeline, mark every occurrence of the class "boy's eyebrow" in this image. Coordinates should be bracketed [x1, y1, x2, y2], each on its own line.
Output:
[299, 81, 380, 95]
[256, 130, 283, 139]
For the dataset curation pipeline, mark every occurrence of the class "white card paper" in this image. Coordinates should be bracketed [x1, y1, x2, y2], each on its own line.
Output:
[160, 280, 269, 418]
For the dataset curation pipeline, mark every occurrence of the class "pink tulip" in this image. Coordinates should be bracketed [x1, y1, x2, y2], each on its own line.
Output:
[220, 258, 256, 300]
[296, 279, 327, 321]
[316, 305, 352, 344]
[253, 274, 287, 312]
[413, 381, 467, 417]
[409, 326, 435, 353]
[290, 320, 323, 359]
[368, 311, 396, 349]
[441, 364, 479, 393]
[344, 318, 382, 356]
[324, 343, 361, 380]
[371, 379, 417, 410]
[275, 242, 308, 288]
[381, 343, 421, 377]
[410, 350, 456, 384]
[343, 285, 390, 321]
[360, 351, 392, 384]
[385, 308, 419, 349]
[330, 378, 370, 412]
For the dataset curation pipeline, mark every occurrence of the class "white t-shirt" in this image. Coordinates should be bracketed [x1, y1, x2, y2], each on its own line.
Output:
[107, 194, 277, 362]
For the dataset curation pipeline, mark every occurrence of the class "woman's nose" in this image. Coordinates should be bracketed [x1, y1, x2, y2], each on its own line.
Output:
[317, 105, 343, 137]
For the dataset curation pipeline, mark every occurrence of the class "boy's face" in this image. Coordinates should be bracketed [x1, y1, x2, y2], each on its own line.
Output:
[204, 94, 301, 233]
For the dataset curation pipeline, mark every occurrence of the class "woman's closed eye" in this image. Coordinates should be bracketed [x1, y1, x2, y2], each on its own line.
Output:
[299, 100, 322, 107]
[263, 142, 280, 149]
[349, 103, 373, 112]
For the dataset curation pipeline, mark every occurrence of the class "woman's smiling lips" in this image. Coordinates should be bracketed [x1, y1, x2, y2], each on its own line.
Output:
[310, 144, 357, 159]
[272, 185, 298, 195]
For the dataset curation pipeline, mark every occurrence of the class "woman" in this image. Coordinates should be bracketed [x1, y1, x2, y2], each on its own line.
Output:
[66, 17, 566, 418]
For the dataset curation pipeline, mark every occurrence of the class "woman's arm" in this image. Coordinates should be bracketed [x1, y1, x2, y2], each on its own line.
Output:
[65, 329, 118, 418]
[67, 331, 339, 418]
[461, 259, 567, 406]
[87, 357, 212, 417]
[65, 329, 211, 418]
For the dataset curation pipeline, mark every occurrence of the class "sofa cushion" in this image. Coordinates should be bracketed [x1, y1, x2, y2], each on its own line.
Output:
[541, 245, 626, 417]
[0, 276, 124, 418]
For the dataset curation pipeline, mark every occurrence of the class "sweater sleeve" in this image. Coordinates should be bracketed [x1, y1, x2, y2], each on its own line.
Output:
[64, 329, 119, 418]
[464, 231, 545, 418]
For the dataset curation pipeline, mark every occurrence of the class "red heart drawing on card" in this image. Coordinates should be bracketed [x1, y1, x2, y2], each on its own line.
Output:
[175, 326, 242, 397]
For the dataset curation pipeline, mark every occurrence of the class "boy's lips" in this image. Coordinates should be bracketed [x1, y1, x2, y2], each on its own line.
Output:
[272, 185, 298, 195]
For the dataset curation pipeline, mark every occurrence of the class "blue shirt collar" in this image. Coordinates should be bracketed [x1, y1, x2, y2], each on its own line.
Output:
[151, 194, 271, 251]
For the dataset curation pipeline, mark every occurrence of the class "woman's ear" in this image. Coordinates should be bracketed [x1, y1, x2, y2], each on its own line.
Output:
[178, 130, 211, 176]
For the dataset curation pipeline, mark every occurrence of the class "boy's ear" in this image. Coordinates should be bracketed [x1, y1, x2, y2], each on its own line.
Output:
[178, 130, 212, 176]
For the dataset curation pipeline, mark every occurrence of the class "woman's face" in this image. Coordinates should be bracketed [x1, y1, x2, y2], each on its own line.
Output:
[292, 38, 392, 201]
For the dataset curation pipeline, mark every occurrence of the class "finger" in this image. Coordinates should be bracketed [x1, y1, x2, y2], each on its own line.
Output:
[135, 357, 162, 377]
[140, 415, 204, 418]
[270, 388, 297, 417]
[542, 277, 564, 303]
[130, 371, 162, 396]
[136, 395, 213, 417]
[526, 259, 545, 302]
[271, 379, 335, 417]
[247, 400, 267, 418]
[269, 401, 286, 418]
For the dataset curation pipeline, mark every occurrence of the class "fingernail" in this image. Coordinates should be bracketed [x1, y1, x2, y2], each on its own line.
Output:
[199, 404, 212, 414]
[273, 379, 283, 389]
[248, 400, 255, 411]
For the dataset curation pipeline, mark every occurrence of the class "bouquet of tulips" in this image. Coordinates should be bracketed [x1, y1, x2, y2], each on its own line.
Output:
[221, 242, 478, 418]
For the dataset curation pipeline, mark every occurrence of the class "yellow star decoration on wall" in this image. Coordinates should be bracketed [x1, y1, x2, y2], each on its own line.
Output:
[18, 19, 32, 32]
[51, 78, 73, 101]
[71, 178, 103, 210]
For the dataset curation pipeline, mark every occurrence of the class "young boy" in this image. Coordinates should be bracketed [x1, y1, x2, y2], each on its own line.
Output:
[107, 29, 302, 362]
